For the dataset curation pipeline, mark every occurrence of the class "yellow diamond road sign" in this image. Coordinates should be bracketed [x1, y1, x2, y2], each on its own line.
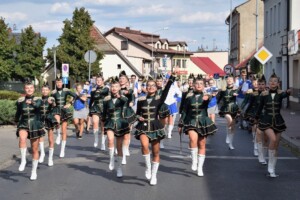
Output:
[254, 46, 273, 65]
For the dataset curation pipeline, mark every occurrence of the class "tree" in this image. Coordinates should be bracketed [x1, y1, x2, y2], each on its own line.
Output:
[48, 7, 103, 81]
[14, 25, 46, 81]
[0, 18, 16, 81]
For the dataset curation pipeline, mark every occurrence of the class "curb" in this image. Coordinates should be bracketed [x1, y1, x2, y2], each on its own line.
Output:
[281, 135, 300, 156]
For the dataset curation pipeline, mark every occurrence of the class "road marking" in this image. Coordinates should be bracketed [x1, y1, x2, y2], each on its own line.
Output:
[169, 155, 298, 160]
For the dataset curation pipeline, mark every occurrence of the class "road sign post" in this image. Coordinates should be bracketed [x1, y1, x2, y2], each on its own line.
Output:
[84, 50, 97, 81]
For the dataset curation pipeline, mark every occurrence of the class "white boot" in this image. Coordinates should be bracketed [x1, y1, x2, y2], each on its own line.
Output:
[93, 129, 99, 148]
[55, 129, 61, 145]
[39, 142, 45, 163]
[100, 133, 107, 151]
[125, 141, 130, 156]
[116, 156, 123, 177]
[109, 148, 115, 170]
[48, 148, 54, 166]
[143, 154, 152, 180]
[168, 125, 174, 139]
[262, 147, 268, 165]
[30, 159, 39, 181]
[59, 140, 66, 158]
[197, 154, 205, 177]
[226, 127, 231, 144]
[190, 148, 198, 171]
[268, 150, 278, 177]
[122, 145, 127, 165]
[228, 133, 235, 150]
[160, 140, 165, 149]
[254, 141, 258, 156]
[18, 148, 27, 171]
[257, 142, 265, 164]
[150, 162, 159, 185]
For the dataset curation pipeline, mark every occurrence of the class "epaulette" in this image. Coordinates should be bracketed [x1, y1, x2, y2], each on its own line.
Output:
[33, 97, 41, 101]
[63, 88, 70, 92]
[277, 90, 283, 94]
[155, 95, 160, 100]
[104, 95, 111, 101]
[233, 86, 238, 90]
[186, 92, 194, 98]
[120, 95, 128, 101]
[138, 96, 146, 101]
[48, 97, 55, 101]
[51, 90, 57, 94]
[92, 88, 96, 92]
[261, 91, 269, 96]
[17, 97, 25, 103]
[246, 89, 253, 94]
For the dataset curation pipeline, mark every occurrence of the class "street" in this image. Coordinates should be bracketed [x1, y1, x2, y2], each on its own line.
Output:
[0, 117, 300, 200]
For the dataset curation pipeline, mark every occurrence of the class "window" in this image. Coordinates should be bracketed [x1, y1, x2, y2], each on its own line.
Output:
[274, 5, 277, 34]
[270, 8, 273, 36]
[183, 59, 187, 68]
[117, 64, 121, 69]
[265, 11, 268, 37]
[121, 41, 128, 50]
[176, 59, 181, 68]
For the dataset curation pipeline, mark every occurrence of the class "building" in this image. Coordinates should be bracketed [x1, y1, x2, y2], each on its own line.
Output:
[226, 0, 264, 69]
[103, 27, 194, 81]
[192, 51, 228, 70]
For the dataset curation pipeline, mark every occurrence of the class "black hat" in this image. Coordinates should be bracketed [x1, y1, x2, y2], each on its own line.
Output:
[147, 75, 154, 81]
[196, 74, 203, 80]
[156, 73, 163, 80]
[119, 70, 127, 78]
[42, 80, 50, 88]
[188, 73, 195, 80]
[111, 76, 119, 84]
[270, 69, 279, 80]
[226, 73, 235, 78]
[55, 73, 62, 81]
[24, 77, 33, 85]
[259, 74, 266, 82]
[97, 72, 103, 78]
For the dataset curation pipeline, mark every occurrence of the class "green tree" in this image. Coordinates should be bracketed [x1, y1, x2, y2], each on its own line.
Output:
[14, 25, 46, 81]
[48, 7, 103, 81]
[250, 57, 263, 74]
[0, 18, 16, 81]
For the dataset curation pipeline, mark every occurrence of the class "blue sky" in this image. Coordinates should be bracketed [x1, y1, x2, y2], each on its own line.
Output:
[0, 0, 246, 54]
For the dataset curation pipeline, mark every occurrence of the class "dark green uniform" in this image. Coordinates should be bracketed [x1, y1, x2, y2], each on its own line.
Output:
[15, 96, 45, 139]
[218, 86, 240, 118]
[89, 86, 109, 117]
[180, 92, 217, 136]
[40, 96, 58, 130]
[102, 95, 130, 137]
[179, 87, 193, 114]
[51, 88, 77, 122]
[120, 87, 136, 124]
[241, 89, 262, 126]
[256, 89, 289, 133]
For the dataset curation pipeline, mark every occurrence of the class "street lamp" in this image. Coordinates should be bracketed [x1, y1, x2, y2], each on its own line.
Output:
[151, 27, 169, 76]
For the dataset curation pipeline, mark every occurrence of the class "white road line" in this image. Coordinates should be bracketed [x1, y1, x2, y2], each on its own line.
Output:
[169, 155, 298, 160]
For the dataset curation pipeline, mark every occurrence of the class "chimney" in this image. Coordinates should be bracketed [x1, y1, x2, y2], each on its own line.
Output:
[125, 27, 130, 30]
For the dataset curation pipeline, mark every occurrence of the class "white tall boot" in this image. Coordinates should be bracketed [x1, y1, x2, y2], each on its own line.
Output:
[19, 148, 27, 171]
[93, 129, 99, 148]
[168, 125, 174, 139]
[150, 162, 159, 185]
[30, 159, 39, 181]
[268, 150, 278, 177]
[197, 154, 205, 177]
[109, 148, 115, 170]
[160, 140, 165, 149]
[116, 156, 123, 177]
[226, 127, 231, 144]
[39, 142, 45, 163]
[100, 133, 107, 151]
[55, 128, 61, 145]
[125, 141, 130, 156]
[48, 148, 54, 166]
[257, 142, 266, 164]
[143, 154, 152, 180]
[253, 134, 258, 156]
[59, 140, 66, 158]
[122, 145, 127, 165]
[228, 133, 235, 150]
[262, 147, 268, 165]
[190, 148, 198, 171]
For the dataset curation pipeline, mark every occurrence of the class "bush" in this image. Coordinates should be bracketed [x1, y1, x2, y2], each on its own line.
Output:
[0, 100, 16, 125]
[0, 90, 22, 100]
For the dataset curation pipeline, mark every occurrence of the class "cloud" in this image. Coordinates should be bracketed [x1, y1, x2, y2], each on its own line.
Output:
[0, 12, 28, 21]
[127, 4, 173, 16]
[29, 20, 63, 32]
[50, 2, 73, 14]
[81, 0, 135, 6]
[179, 11, 229, 25]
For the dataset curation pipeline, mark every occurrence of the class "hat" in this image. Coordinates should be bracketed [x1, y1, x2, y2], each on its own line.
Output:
[156, 73, 163, 80]
[270, 69, 279, 80]
[119, 70, 127, 78]
[258, 74, 266, 82]
[42, 80, 50, 88]
[111, 76, 119, 84]
[24, 77, 33, 85]
[55, 73, 62, 81]
[188, 73, 195, 80]
[196, 74, 203, 80]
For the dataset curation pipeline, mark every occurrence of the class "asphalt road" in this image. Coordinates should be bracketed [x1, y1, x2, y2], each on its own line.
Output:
[1, 117, 299, 200]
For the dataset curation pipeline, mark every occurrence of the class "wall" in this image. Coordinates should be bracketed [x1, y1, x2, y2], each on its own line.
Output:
[192, 51, 228, 69]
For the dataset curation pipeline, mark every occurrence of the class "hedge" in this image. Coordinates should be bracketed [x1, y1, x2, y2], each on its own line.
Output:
[0, 90, 22, 100]
[0, 100, 16, 125]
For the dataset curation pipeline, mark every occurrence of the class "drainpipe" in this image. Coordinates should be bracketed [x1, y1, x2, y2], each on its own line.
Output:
[287, 0, 290, 108]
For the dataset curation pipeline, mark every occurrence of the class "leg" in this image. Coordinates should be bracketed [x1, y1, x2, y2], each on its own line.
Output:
[225, 114, 235, 150]
[59, 121, 68, 158]
[252, 124, 258, 156]
[18, 130, 28, 171]
[30, 138, 39, 180]
[48, 129, 55, 166]
[107, 130, 115, 170]
[78, 118, 84, 138]
[116, 136, 124, 177]
[150, 140, 160, 185]
[256, 128, 267, 164]
[197, 136, 206, 176]
[38, 136, 45, 163]
[265, 129, 280, 177]
[92, 115, 100, 147]
[167, 115, 174, 138]
[73, 118, 79, 138]
[140, 134, 151, 179]
[188, 130, 198, 171]
[54, 115, 61, 144]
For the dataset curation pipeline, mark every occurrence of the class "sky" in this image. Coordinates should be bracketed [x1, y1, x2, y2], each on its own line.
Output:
[0, 0, 246, 54]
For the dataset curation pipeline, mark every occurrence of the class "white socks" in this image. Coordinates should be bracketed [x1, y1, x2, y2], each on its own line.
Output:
[197, 154, 205, 177]
[122, 145, 127, 165]
[160, 140, 165, 149]
[59, 140, 66, 158]
[143, 154, 152, 180]
[228, 133, 235, 150]
[226, 127, 231, 144]
[39, 142, 45, 163]
[30, 159, 39, 181]
[268, 149, 278, 177]
[56, 129, 61, 145]
[116, 156, 123, 177]
[100, 133, 107, 151]
[168, 125, 174, 139]
[48, 148, 54, 166]
[109, 148, 115, 170]
[93, 129, 99, 148]
[190, 148, 198, 171]
[19, 148, 27, 171]
[150, 162, 159, 185]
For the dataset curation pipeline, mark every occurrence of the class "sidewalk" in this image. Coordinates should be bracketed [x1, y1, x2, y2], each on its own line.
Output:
[280, 108, 300, 152]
